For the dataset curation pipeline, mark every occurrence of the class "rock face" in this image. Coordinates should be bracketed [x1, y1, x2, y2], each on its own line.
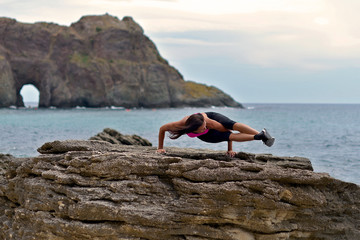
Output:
[0, 14, 242, 108]
[1, 140, 359, 240]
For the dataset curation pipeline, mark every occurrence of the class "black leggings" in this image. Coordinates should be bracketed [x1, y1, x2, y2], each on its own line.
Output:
[197, 112, 236, 143]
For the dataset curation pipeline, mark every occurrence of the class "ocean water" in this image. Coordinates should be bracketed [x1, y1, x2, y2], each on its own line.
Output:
[0, 103, 359, 185]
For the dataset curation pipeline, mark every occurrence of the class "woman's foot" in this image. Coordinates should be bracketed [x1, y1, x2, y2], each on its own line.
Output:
[263, 128, 275, 147]
[254, 128, 275, 147]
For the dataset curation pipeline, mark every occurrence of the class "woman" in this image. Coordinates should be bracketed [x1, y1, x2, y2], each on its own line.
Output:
[157, 112, 275, 157]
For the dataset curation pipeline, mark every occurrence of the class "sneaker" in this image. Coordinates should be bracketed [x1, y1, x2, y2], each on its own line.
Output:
[262, 128, 275, 147]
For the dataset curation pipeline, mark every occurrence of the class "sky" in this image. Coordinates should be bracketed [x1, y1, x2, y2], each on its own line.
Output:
[2, 0, 360, 104]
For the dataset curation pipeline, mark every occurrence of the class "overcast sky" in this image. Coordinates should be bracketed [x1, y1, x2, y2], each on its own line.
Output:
[1, 0, 360, 104]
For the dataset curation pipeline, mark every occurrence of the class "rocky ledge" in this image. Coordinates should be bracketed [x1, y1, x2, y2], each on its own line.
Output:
[1, 140, 359, 240]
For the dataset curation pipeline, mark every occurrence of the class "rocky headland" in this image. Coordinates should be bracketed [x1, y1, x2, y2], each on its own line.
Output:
[1, 139, 359, 240]
[0, 14, 242, 108]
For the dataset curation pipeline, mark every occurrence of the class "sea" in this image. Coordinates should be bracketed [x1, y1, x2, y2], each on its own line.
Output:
[1, 103, 359, 185]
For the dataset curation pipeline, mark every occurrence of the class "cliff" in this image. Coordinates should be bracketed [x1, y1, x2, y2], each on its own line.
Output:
[1, 140, 359, 240]
[0, 14, 242, 108]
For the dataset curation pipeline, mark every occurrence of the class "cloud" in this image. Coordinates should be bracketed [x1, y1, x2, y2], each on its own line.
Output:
[153, 37, 230, 46]
[144, 5, 360, 70]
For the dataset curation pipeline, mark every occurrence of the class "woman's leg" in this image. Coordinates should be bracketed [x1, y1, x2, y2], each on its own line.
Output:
[229, 132, 255, 142]
[230, 122, 275, 146]
[232, 122, 259, 135]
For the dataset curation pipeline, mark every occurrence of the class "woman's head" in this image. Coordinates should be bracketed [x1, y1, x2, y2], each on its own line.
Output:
[169, 113, 204, 139]
[185, 113, 204, 133]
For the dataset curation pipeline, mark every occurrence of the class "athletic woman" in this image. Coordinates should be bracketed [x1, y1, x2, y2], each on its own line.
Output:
[157, 112, 275, 157]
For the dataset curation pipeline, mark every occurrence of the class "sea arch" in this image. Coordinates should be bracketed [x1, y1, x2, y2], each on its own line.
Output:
[12, 60, 55, 108]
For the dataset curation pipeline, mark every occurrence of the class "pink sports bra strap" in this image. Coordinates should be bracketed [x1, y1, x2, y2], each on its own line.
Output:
[187, 129, 209, 138]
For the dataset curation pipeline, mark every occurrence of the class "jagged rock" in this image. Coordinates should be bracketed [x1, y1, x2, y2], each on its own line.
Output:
[1, 140, 359, 240]
[89, 128, 152, 146]
[0, 14, 242, 108]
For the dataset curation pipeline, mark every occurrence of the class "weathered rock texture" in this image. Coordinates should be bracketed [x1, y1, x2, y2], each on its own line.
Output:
[90, 128, 152, 146]
[0, 14, 242, 108]
[1, 140, 359, 240]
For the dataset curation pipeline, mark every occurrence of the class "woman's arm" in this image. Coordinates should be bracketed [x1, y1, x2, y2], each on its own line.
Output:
[227, 140, 236, 157]
[206, 118, 229, 132]
[156, 117, 187, 153]
[157, 124, 167, 153]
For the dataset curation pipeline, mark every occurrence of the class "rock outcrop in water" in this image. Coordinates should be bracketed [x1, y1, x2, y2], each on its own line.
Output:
[0, 14, 242, 108]
[1, 140, 359, 240]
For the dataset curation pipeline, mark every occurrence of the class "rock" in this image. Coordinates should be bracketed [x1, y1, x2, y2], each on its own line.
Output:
[37, 140, 118, 154]
[1, 140, 359, 240]
[0, 14, 242, 109]
[0, 51, 17, 107]
[89, 128, 152, 146]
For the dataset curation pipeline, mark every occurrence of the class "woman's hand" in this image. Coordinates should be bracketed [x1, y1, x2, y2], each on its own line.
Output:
[226, 151, 236, 158]
[226, 141, 235, 157]
[156, 148, 166, 154]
